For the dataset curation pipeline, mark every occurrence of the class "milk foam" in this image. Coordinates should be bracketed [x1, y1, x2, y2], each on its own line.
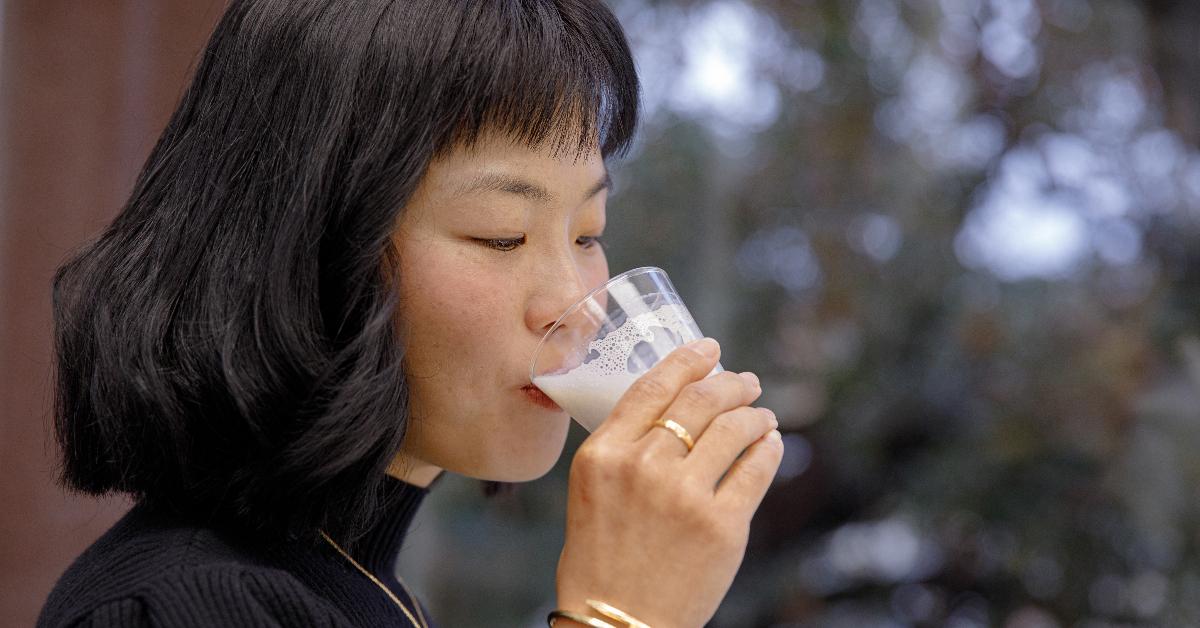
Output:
[533, 303, 712, 431]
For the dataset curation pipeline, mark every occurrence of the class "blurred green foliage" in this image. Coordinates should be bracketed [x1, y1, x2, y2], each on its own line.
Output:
[402, 1, 1200, 626]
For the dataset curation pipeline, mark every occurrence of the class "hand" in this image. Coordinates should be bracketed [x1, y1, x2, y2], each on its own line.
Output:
[554, 338, 783, 628]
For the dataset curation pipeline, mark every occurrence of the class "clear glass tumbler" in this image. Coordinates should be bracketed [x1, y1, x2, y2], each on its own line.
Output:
[530, 266, 724, 432]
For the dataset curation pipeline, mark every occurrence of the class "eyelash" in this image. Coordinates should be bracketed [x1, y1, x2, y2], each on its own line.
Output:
[478, 235, 605, 252]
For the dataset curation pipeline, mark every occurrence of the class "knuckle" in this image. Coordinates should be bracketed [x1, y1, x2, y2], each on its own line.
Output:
[748, 408, 776, 434]
[748, 442, 784, 474]
[739, 455, 768, 479]
[700, 514, 744, 550]
[716, 370, 746, 390]
[674, 344, 709, 369]
[633, 445, 661, 471]
[726, 372, 759, 401]
[733, 370, 759, 392]
[766, 435, 786, 458]
[666, 486, 694, 512]
[678, 474, 714, 505]
[580, 443, 650, 488]
[628, 375, 672, 404]
[570, 443, 605, 474]
[706, 412, 739, 441]
[673, 489, 711, 524]
[571, 441, 628, 480]
[681, 381, 720, 409]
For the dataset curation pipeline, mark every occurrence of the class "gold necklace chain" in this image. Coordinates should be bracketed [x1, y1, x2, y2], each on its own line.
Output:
[319, 529, 429, 628]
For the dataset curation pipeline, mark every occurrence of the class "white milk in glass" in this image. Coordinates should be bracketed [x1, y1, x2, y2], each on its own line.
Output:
[533, 301, 720, 431]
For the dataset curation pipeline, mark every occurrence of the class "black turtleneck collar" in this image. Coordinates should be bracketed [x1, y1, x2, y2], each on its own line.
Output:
[291, 473, 441, 625]
[352, 474, 433, 579]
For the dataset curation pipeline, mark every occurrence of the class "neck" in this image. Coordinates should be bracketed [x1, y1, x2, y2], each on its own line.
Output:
[385, 454, 444, 488]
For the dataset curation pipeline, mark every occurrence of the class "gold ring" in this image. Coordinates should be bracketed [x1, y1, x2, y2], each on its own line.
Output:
[651, 418, 695, 452]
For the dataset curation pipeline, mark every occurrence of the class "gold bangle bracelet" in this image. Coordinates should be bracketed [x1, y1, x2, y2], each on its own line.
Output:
[547, 609, 617, 628]
[586, 599, 652, 628]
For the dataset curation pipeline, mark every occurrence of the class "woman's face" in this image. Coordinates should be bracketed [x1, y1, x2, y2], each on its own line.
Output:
[389, 132, 611, 483]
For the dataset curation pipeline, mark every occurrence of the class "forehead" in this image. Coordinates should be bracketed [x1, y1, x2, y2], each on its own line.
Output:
[422, 131, 606, 196]
[399, 130, 610, 230]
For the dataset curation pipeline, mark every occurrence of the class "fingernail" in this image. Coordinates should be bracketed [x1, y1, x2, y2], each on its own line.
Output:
[691, 338, 719, 358]
[762, 408, 777, 428]
[767, 429, 782, 443]
[740, 371, 760, 389]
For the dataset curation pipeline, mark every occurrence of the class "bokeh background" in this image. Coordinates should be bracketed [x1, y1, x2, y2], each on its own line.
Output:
[3, 1, 1199, 626]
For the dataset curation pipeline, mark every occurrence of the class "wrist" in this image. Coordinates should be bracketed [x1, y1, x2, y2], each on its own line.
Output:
[548, 611, 613, 627]
[550, 599, 604, 627]
[549, 599, 653, 628]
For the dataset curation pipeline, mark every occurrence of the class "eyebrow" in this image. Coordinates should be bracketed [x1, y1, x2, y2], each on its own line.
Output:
[455, 170, 611, 205]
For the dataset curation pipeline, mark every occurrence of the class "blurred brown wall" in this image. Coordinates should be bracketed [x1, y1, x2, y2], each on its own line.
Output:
[0, 3, 223, 625]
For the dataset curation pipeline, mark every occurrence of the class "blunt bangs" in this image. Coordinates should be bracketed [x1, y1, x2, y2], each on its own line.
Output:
[424, 1, 640, 160]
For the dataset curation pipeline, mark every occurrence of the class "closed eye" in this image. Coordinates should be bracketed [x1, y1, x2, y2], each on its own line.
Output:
[477, 236, 525, 252]
[577, 235, 605, 250]
[476, 235, 605, 252]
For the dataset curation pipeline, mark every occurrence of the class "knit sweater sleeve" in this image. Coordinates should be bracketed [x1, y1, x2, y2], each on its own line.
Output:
[67, 598, 150, 627]
[64, 565, 352, 628]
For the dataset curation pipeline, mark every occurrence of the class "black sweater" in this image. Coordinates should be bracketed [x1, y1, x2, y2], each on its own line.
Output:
[37, 477, 437, 627]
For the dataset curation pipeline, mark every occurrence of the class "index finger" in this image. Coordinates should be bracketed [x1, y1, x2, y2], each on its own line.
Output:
[595, 338, 722, 441]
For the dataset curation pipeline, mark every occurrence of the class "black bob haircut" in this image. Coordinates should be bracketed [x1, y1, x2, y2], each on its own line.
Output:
[52, 0, 638, 543]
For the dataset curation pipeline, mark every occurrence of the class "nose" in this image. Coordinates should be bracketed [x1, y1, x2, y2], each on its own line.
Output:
[525, 251, 594, 337]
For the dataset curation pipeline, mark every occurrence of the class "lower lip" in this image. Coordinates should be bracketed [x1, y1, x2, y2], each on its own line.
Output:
[522, 385, 563, 411]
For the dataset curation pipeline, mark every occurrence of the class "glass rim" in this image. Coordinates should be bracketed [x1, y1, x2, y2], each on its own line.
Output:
[529, 265, 667, 381]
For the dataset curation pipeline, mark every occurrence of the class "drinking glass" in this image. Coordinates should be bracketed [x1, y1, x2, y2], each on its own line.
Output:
[530, 266, 723, 432]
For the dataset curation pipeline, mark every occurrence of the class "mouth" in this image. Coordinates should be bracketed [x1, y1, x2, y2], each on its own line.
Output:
[521, 384, 563, 411]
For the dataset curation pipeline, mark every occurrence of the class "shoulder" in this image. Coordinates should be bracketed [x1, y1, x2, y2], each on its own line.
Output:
[43, 564, 353, 628]
[38, 506, 353, 628]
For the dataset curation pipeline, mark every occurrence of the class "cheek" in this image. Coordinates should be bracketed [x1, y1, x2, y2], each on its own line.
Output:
[398, 244, 509, 367]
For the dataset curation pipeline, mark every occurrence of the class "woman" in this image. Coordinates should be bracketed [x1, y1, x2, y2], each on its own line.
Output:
[38, 1, 782, 626]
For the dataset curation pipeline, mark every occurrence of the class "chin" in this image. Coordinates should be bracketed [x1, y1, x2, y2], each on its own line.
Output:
[417, 406, 573, 482]
[503, 454, 562, 481]
[476, 417, 571, 482]
[455, 455, 561, 483]
[489, 441, 569, 482]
